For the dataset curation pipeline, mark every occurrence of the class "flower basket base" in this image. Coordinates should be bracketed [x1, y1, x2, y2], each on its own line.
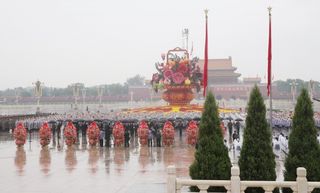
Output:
[162, 86, 194, 106]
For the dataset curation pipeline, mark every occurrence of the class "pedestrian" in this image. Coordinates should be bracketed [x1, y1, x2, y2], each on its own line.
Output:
[156, 129, 162, 147]
[227, 120, 233, 139]
[124, 129, 130, 147]
[148, 129, 153, 147]
[99, 129, 105, 147]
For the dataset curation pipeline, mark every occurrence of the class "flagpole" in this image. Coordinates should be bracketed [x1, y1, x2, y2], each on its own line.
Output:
[203, 9, 209, 97]
[268, 7, 273, 130]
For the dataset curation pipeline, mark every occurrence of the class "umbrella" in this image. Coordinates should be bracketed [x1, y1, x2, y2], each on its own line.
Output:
[193, 117, 201, 121]
[226, 116, 233, 121]
[48, 120, 57, 124]
[235, 118, 243, 121]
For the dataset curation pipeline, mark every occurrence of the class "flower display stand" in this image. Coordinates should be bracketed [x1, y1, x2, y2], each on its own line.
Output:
[14, 122, 27, 147]
[39, 122, 51, 147]
[186, 120, 199, 145]
[137, 121, 149, 146]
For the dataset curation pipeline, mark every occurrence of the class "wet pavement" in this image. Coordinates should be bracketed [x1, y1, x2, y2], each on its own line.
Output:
[0, 132, 196, 193]
[0, 131, 284, 193]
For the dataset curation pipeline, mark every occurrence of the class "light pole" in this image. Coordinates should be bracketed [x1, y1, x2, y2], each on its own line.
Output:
[309, 80, 315, 100]
[97, 86, 104, 108]
[289, 80, 298, 106]
[81, 88, 86, 110]
[33, 80, 43, 114]
[72, 83, 81, 110]
[14, 88, 20, 105]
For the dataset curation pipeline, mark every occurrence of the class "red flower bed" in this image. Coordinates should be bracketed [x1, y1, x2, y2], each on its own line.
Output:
[39, 122, 51, 147]
[14, 122, 27, 147]
[87, 122, 100, 146]
[64, 121, 77, 146]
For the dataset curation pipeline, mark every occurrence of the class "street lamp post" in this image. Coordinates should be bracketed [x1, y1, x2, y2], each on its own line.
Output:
[81, 88, 86, 110]
[97, 86, 104, 108]
[72, 83, 81, 110]
[33, 80, 43, 114]
[309, 80, 315, 100]
[289, 80, 298, 106]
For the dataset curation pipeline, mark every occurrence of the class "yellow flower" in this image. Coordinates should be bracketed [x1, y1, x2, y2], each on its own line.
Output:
[185, 78, 191, 85]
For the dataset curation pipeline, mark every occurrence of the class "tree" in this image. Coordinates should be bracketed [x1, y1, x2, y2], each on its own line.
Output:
[189, 92, 231, 192]
[126, 74, 145, 86]
[284, 88, 320, 193]
[238, 85, 276, 193]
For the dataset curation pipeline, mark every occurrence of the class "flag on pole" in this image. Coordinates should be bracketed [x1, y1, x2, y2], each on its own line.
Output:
[203, 10, 209, 97]
[267, 7, 272, 96]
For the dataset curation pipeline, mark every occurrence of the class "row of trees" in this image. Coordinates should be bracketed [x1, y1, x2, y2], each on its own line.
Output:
[0, 75, 145, 97]
[190, 86, 320, 193]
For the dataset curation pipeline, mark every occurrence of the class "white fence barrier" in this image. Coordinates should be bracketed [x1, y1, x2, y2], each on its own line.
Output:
[167, 165, 320, 193]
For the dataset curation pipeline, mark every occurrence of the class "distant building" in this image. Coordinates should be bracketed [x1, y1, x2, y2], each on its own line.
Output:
[198, 56, 241, 85]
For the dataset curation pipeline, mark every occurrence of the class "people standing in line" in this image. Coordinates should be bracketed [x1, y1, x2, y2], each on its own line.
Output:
[156, 129, 162, 147]
[99, 129, 105, 147]
[227, 120, 233, 140]
[124, 129, 130, 147]
[232, 131, 238, 142]
[148, 129, 153, 147]
[235, 120, 240, 139]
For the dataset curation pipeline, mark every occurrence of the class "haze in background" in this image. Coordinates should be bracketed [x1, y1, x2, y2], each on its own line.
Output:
[0, 0, 319, 89]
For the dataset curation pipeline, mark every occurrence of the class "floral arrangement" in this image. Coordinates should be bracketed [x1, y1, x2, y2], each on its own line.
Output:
[151, 48, 202, 92]
[87, 122, 100, 146]
[13, 122, 27, 147]
[137, 121, 149, 146]
[39, 122, 51, 147]
[186, 120, 199, 145]
[162, 121, 175, 146]
[112, 121, 125, 146]
[64, 121, 77, 146]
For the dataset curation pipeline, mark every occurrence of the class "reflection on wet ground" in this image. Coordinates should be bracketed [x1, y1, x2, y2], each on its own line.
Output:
[0, 132, 284, 193]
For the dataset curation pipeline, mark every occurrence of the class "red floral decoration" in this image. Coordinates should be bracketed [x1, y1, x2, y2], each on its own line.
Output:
[112, 121, 125, 146]
[39, 122, 51, 147]
[186, 121, 199, 145]
[13, 122, 27, 147]
[137, 121, 149, 146]
[64, 121, 77, 146]
[151, 48, 203, 93]
[162, 121, 175, 146]
[87, 121, 100, 146]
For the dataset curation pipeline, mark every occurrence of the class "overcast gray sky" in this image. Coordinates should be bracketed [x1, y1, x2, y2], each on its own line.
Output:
[0, 0, 319, 89]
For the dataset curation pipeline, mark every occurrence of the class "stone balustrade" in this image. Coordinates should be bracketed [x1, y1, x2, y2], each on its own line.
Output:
[167, 165, 320, 193]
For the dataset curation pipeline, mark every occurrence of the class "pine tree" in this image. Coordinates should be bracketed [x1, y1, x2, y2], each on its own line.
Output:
[238, 85, 276, 193]
[189, 92, 231, 192]
[284, 88, 320, 193]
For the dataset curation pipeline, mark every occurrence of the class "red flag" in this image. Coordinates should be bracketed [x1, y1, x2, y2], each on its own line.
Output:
[267, 8, 272, 96]
[203, 11, 208, 97]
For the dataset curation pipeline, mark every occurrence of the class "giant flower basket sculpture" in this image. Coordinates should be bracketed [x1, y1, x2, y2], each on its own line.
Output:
[151, 47, 203, 106]
[87, 121, 100, 146]
[39, 122, 51, 147]
[186, 120, 199, 145]
[14, 122, 27, 147]
[64, 121, 77, 146]
[137, 121, 149, 146]
[162, 121, 175, 146]
[113, 121, 125, 147]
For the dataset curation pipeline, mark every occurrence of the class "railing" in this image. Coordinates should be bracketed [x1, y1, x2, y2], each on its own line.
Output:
[167, 165, 320, 193]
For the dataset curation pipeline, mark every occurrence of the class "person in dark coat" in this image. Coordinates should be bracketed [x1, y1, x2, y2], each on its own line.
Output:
[124, 129, 130, 147]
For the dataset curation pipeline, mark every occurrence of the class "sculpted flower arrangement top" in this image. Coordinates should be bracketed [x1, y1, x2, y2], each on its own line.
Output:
[151, 48, 203, 92]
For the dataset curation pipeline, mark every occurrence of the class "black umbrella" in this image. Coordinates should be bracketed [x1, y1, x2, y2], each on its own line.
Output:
[193, 117, 201, 121]
[235, 118, 243, 121]
[48, 120, 57, 124]
[226, 116, 233, 121]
